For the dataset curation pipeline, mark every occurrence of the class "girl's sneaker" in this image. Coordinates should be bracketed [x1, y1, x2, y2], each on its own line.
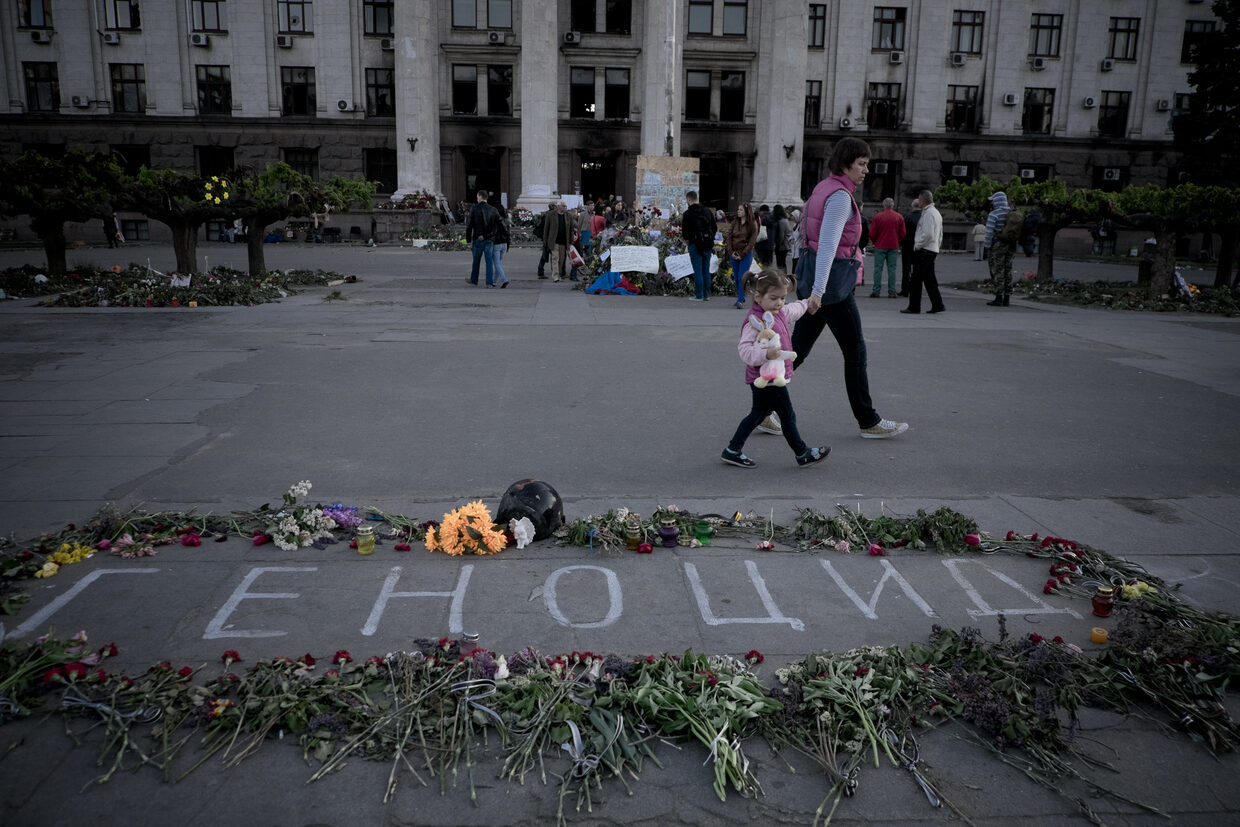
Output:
[796, 446, 831, 467]
[721, 448, 756, 468]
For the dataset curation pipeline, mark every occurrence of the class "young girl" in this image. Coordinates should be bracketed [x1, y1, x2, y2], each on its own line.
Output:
[722, 268, 830, 469]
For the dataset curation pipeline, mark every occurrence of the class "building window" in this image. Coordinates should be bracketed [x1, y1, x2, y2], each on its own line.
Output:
[1028, 13, 1062, 57]
[191, 0, 226, 31]
[805, 80, 822, 128]
[110, 63, 146, 114]
[280, 66, 316, 116]
[571, 0, 595, 32]
[685, 70, 710, 119]
[452, 0, 476, 28]
[197, 146, 233, 178]
[604, 68, 629, 119]
[720, 71, 745, 122]
[363, 0, 393, 35]
[570, 68, 595, 117]
[22, 62, 59, 112]
[722, 0, 747, 36]
[606, 0, 631, 34]
[1181, 20, 1215, 64]
[196, 65, 231, 114]
[1022, 87, 1053, 135]
[104, 0, 141, 30]
[872, 7, 906, 51]
[951, 10, 984, 54]
[452, 64, 478, 114]
[488, 0, 511, 29]
[488, 64, 513, 116]
[110, 144, 150, 176]
[365, 68, 394, 117]
[808, 5, 826, 48]
[945, 84, 978, 133]
[364, 148, 397, 194]
[1107, 17, 1139, 61]
[866, 82, 901, 129]
[688, 0, 712, 35]
[278, 0, 312, 33]
[283, 147, 318, 179]
[18, 0, 52, 28]
[1097, 90, 1130, 138]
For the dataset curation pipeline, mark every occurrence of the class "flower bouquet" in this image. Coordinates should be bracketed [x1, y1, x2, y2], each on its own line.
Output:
[259, 480, 337, 551]
[424, 501, 507, 556]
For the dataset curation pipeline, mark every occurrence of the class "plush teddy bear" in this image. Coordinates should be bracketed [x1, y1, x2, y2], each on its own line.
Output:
[750, 311, 796, 388]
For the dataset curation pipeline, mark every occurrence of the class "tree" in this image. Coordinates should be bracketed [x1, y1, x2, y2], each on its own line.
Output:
[0, 151, 124, 274]
[123, 168, 229, 273]
[226, 163, 375, 275]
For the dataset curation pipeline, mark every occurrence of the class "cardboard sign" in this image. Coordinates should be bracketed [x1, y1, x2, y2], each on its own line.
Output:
[608, 245, 660, 274]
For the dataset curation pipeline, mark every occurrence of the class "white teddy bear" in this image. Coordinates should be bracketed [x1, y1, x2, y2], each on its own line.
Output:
[750, 311, 796, 388]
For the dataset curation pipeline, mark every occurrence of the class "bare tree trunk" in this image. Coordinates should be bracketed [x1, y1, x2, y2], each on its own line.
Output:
[41, 226, 68, 275]
[246, 222, 267, 275]
[1145, 228, 1177, 300]
[1215, 231, 1235, 288]
[1036, 225, 1057, 282]
[170, 223, 199, 273]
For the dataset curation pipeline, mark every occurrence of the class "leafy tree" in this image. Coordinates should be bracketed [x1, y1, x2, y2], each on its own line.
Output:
[225, 163, 375, 275]
[0, 151, 125, 274]
[123, 168, 229, 273]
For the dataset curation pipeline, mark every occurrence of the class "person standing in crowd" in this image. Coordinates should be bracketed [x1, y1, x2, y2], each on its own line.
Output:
[787, 208, 802, 276]
[682, 190, 716, 301]
[727, 203, 760, 308]
[754, 204, 775, 266]
[535, 200, 556, 279]
[589, 205, 606, 240]
[612, 199, 629, 226]
[902, 188, 944, 314]
[490, 209, 511, 288]
[103, 213, 119, 248]
[465, 190, 500, 287]
[971, 221, 987, 261]
[783, 136, 908, 440]
[984, 191, 1015, 306]
[899, 196, 921, 296]
[867, 197, 905, 298]
[773, 205, 793, 272]
[542, 201, 571, 282]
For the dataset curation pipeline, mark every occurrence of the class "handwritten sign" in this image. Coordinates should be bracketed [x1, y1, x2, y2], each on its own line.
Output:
[665, 253, 720, 280]
[608, 245, 661, 274]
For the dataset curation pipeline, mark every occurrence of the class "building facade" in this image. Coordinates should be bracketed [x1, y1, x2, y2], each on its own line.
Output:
[0, 0, 1218, 220]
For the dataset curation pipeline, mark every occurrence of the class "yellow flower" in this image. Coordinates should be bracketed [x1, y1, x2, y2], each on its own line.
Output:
[205, 182, 213, 191]
[34, 561, 59, 578]
[214, 197, 221, 204]
[211, 175, 220, 182]
[222, 192, 230, 199]
[426, 501, 507, 555]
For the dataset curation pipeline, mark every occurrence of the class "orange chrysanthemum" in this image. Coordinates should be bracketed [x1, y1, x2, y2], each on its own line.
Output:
[424, 500, 507, 556]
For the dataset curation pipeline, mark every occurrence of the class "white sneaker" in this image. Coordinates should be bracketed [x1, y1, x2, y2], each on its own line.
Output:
[756, 412, 782, 435]
[860, 419, 909, 439]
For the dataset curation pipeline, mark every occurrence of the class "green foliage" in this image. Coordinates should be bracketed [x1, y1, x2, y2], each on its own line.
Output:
[1174, 0, 1240, 186]
[0, 150, 124, 227]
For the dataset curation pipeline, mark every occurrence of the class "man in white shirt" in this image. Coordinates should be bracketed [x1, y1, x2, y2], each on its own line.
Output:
[901, 189, 945, 314]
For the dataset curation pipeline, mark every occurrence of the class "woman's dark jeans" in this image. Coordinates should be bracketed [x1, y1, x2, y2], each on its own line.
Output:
[791, 292, 880, 430]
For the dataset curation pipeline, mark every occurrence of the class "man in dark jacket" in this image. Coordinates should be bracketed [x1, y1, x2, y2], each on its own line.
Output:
[681, 190, 716, 301]
[898, 197, 922, 296]
[754, 204, 775, 266]
[465, 190, 500, 286]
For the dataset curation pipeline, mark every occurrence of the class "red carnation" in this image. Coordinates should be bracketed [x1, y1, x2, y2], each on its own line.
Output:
[868, 543, 884, 556]
[252, 533, 271, 546]
[1005, 530, 1017, 541]
[181, 532, 202, 547]
[1029, 633, 1044, 644]
[333, 649, 353, 664]
[100, 642, 119, 657]
[745, 649, 764, 664]
[177, 666, 194, 678]
[1052, 636, 1065, 644]
[964, 533, 981, 546]
[299, 653, 316, 666]
[221, 650, 242, 664]
[394, 542, 411, 551]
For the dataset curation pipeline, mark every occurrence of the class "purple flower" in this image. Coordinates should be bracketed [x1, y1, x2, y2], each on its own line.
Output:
[323, 504, 362, 529]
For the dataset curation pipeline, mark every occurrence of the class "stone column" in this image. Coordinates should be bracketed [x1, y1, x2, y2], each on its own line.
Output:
[516, 1, 559, 210]
[751, 3, 806, 207]
[393, 2, 441, 200]
[640, 0, 679, 157]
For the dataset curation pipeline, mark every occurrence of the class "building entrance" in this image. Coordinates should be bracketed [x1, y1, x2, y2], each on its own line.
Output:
[464, 149, 502, 204]
[579, 155, 617, 205]
[696, 155, 731, 215]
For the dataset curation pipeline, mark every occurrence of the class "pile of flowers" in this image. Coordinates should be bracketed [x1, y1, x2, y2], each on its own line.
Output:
[383, 190, 440, 210]
[424, 500, 507, 556]
[258, 480, 337, 551]
[203, 175, 230, 205]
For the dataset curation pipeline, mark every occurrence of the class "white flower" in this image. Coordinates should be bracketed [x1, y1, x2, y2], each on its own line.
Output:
[494, 655, 510, 681]
[615, 507, 629, 520]
[288, 480, 312, 498]
[509, 517, 535, 549]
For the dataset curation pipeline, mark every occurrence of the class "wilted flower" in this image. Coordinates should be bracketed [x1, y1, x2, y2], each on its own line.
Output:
[835, 540, 850, 554]
[964, 533, 981, 546]
[868, 543, 884, 556]
[221, 650, 241, 665]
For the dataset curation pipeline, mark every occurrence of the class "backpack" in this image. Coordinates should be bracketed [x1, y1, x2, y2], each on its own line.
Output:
[997, 207, 1024, 245]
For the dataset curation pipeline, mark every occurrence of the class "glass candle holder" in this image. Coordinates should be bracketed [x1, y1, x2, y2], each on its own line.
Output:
[623, 515, 642, 550]
[356, 525, 375, 556]
[1091, 585, 1115, 617]
[694, 519, 713, 546]
[658, 517, 679, 548]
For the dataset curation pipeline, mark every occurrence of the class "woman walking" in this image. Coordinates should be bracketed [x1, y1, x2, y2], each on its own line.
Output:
[727, 203, 760, 308]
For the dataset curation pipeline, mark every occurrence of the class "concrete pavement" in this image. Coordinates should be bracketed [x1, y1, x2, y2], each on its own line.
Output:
[0, 240, 1238, 825]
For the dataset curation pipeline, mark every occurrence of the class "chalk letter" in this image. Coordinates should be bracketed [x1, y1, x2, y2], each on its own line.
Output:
[543, 565, 623, 629]
[684, 560, 804, 631]
[362, 565, 474, 636]
[203, 566, 317, 639]
[943, 559, 1083, 620]
[10, 568, 159, 639]
[819, 559, 937, 620]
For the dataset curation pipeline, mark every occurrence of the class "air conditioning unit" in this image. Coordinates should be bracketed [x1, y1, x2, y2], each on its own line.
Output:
[838, 116, 853, 129]
[380, 38, 394, 51]
[1002, 93, 1019, 106]
[1020, 168, 1037, 180]
[889, 50, 905, 64]
[1102, 168, 1121, 181]
[336, 99, 353, 112]
[564, 31, 581, 45]
[1100, 58, 1115, 72]
[487, 31, 504, 44]
[873, 162, 889, 174]
[30, 29, 52, 44]
[71, 95, 90, 108]
[1155, 99, 1170, 111]
[189, 33, 210, 47]
[276, 34, 294, 48]
[949, 52, 966, 68]
[1082, 95, 1097, 108]
[1030, 57, 1048, 71]
[101, 32, 121, 45]
[951, 164, 970, 177]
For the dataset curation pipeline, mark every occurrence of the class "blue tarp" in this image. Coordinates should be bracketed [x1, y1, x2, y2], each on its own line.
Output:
[585, 271, 639, 295]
